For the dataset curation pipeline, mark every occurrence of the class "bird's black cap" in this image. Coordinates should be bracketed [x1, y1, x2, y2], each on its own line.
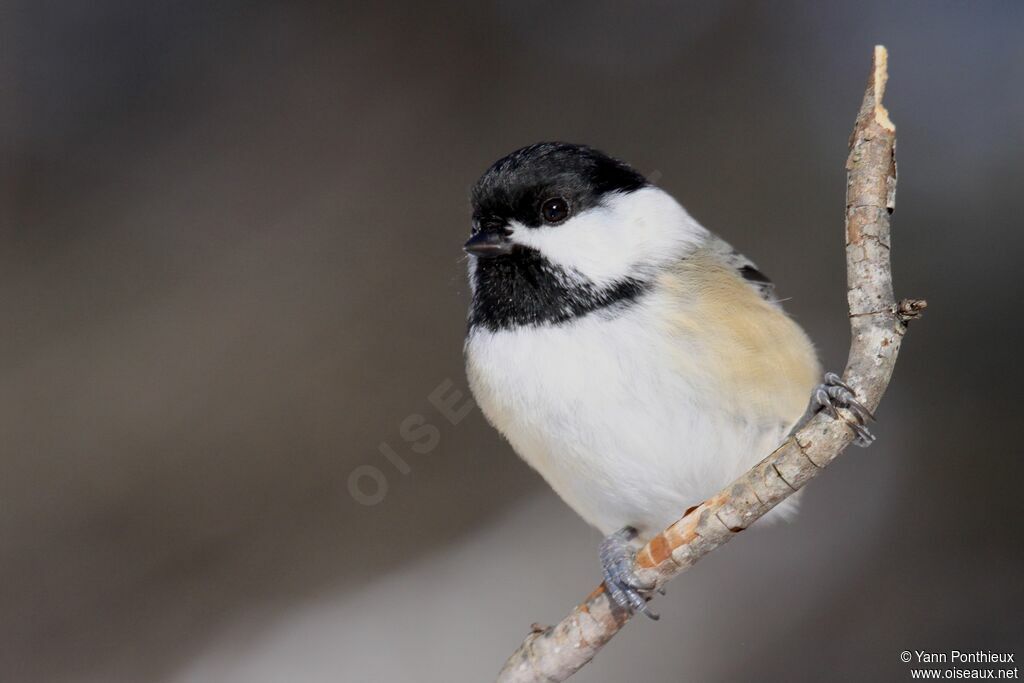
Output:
[470, 142, 647, 229]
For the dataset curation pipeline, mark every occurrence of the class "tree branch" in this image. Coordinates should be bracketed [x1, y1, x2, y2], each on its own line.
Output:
[496, 45, 925, 683]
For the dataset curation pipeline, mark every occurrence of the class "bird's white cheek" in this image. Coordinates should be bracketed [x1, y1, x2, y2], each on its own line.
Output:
[509, 211, 638, 287]
[508, 187, 708, 287]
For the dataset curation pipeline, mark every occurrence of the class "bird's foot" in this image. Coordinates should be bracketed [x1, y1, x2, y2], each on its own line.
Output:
[599, 526, 659, 620]
[811, 372, 875, 447]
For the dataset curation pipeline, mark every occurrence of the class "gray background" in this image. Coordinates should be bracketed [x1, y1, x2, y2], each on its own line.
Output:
[3, 1, 1022, 681]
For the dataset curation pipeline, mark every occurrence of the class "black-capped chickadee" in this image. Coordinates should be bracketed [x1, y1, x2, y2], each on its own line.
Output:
[463, 143, 872, 618]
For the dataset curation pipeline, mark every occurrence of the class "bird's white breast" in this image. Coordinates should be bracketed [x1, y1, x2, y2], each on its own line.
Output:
[465, 286, 800, 538]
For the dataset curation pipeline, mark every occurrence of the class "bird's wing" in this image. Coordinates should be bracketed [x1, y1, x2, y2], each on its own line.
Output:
[702, 235, 776, 302]
[660, 244, 820, 428]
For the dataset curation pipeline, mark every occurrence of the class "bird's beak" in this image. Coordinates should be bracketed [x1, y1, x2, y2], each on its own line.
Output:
[464, 228, 514, 257]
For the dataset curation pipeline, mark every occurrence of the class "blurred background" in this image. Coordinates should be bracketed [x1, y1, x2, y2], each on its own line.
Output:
[3, 1, 1022, 681]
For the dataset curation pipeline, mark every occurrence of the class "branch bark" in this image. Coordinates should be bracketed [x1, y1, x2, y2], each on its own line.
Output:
[496, 45, 925, 683]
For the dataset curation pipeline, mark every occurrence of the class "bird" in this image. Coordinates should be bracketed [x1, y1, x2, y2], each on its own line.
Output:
[462, 142, 872, 619]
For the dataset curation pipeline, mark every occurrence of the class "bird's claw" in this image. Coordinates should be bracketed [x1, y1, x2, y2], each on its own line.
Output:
[814, 372, 875, 447]
[599, 527, 659, 620]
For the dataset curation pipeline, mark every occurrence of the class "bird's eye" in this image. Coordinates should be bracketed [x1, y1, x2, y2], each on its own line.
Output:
[540, 197, 570, 224]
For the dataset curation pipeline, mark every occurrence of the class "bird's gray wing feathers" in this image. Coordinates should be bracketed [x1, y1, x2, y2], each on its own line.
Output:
[703, 235, 777, 302]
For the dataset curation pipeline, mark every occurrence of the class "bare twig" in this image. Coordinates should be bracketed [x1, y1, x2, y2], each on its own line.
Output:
[496, 46, 924, 683]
